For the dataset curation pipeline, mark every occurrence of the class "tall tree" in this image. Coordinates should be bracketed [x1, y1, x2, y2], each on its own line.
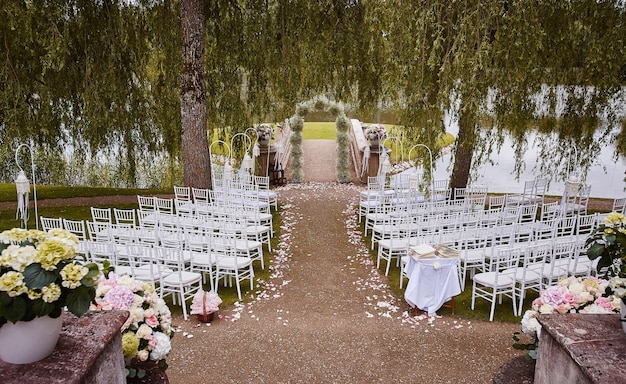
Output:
[180, 0, 211, 188]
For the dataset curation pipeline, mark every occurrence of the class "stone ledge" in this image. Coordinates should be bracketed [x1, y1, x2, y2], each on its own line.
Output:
[536, 314, 626, 384]
[0, 310, 128, 384]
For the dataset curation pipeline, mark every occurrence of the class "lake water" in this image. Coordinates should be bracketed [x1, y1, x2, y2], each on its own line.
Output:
[430, 115, 626, 199]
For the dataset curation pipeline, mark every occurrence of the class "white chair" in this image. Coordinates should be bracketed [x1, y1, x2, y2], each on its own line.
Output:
[222, 216, 264, 270]
[517, 204, 538, 224]
[359, 177, 385, 222]
[539, 201, 560, 221]
[156, 241, 202, 320]
[255, 175, 278, 210]
[488, 195, 507, 210]
[87, 241, 122, 273]
[87, 221, 114, 243]
[185, 227, 216, 290]
[41, 216, 64, 232]
[471, 246, 520, 321]
[241, 208, 273, 252]
[376, 224, 409, 276]
[90, 207, 112, 224]
[213, 233, 254, 301]
[62, 219, 89, 256]
[531, 177, 548, 206]
[174, 186, 191, 201]
[137, 195, 156, 212]
[612, 197, 626, 214]
[506, 179, 535, 206]
[541, 240, 576, 288]
[113, 208, 137, 228]
[155, 197, 174, 215]
[458, 228, 489, 288]
[126, 243, 170, 287]
[511, 243, 550, 314]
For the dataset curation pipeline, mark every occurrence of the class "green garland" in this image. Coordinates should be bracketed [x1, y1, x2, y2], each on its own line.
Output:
[289, 95, 351, 183]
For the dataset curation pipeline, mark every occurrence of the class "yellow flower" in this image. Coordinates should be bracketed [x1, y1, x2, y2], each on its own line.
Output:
[35, 238, 76, 270]
[122, 332, 140, 359]
[0, 271, 27, 297]
[27, 289, 42, 300]
[60, 264, 89, 289]
[605, 212, 626, 227]
[41, 283, 62, 303]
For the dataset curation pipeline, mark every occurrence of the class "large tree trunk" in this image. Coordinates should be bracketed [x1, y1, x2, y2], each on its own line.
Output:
[180, 0, 211, 189]
[449, 107, 476, 198]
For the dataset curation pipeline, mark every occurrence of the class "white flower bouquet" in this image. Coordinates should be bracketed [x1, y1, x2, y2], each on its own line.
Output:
[0, 228, 101, 325]
[256, 124, 275, 141]
[91, 273, 173, 377]
[365, 124, 387, 141]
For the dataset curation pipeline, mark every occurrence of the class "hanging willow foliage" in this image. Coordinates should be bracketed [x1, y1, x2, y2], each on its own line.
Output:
[1, 0, 624, 188]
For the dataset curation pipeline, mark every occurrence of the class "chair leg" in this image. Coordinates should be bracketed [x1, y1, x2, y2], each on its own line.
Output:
[489, 291, 497, 321]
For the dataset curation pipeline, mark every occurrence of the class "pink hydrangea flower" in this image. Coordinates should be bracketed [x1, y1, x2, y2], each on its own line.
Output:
[102, 284, 135, 310]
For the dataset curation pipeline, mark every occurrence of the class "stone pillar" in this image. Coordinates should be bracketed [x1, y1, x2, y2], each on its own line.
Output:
[535, 313, 626, 384]
[0, 310, 129, 384]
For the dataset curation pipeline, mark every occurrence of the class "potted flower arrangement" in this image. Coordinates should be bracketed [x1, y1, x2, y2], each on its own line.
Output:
[364, 124, 387, 145]
[514, 276, 620, 359]
[256, 124, 275, 145]
[585, 211, 626, 328]
[190, 290, 221, 323]
[91, 273, 173, 380]
[0, 228, 102, 364]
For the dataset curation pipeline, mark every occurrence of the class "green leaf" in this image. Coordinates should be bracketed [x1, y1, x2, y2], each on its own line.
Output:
[23, 263, 57, 289]
[596, 257, 614, 277]
[1, 295, 27, 323]
[65, 286, 93, 317]
[31, 299, 54, 317]
[137, 369, 147, 379]
[80, 263, 102, 287]
[605, 234, 617, 245]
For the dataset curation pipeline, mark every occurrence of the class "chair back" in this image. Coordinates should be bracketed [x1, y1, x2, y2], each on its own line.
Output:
[174, 186, 191, 201]
[41, 216, 64, 232]
[114, 208, 136, 227]
[90, 207, 112, 224]
[137, 195, 156, 212]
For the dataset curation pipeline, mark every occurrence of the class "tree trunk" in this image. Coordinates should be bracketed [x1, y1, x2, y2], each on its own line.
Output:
[180, 0, 211, 189]
[449, 107, 476, 198]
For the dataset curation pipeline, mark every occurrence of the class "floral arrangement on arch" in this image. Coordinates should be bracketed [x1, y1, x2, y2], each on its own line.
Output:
[256, 124, 275, 141]
[91, 273, 173, 378]
[364, 124, 387, 141]
[514, 276, 620, 359]
[0, 228, 101, 325]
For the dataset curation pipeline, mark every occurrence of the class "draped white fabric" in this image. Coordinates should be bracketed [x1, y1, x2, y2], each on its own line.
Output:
[404, 256, 461, 316]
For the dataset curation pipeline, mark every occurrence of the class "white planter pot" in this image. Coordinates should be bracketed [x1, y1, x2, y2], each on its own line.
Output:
[0, 315, 63, 364]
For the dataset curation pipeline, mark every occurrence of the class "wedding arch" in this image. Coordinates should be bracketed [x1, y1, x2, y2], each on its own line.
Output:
[288, 95, 351, 183]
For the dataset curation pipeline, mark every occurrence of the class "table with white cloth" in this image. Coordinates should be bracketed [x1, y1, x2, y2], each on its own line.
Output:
[404, 247, 461, 317]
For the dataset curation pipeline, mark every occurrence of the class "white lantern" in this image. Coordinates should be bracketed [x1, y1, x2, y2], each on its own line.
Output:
[15, 170, 30, 228]
[565, 175, 580, 197]
[15, 170, 29, 195]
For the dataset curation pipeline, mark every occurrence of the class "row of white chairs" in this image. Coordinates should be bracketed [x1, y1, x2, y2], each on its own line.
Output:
[208, 174, 278, 211]
[470, 237, 593, 321]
